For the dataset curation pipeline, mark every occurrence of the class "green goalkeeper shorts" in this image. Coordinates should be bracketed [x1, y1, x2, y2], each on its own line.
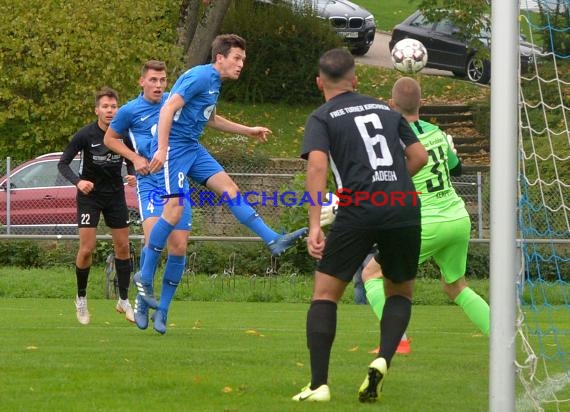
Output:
[419, 216, 471, 284]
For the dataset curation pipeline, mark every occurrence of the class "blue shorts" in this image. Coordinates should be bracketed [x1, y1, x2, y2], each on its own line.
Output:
[137, 172, 192, 231]
[164, 143, 223, 194]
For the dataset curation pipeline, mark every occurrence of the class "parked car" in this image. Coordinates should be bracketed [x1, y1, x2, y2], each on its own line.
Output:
[260, 0, 376, 56]
[0, 152, 140, 235]
[389, 10, 544, 84]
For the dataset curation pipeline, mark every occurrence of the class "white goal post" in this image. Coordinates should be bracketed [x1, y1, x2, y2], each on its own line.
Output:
[489, 0, 519, 411]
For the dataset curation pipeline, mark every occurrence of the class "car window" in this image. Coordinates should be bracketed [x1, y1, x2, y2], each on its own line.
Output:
[435, 18, 458, 36]
[11, 161, 61, 188]
[9, 158, 81, 188]
[410, 13, 433, 30]
[54, 159, 81, 186]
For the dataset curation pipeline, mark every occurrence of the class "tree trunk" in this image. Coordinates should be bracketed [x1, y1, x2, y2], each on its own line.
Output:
[178, 0, 234, 69]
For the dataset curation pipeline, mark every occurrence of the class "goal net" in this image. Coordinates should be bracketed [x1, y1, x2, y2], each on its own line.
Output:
[517, 1, 570, 410]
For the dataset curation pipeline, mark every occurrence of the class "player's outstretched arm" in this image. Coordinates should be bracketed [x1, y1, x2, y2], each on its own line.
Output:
[208, 113, 271, 142]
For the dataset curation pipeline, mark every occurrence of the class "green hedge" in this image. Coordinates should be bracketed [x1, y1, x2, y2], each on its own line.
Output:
[0, 0, 182, 160]
[0, 238, 493, 280]
[220, 0, 343, 104]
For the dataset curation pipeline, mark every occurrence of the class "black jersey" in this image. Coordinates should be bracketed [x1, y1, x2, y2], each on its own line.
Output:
[301, 91, 421, 229]
[58, 121, 134, 193]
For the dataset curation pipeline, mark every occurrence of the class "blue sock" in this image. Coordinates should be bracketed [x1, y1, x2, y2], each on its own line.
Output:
[228, 201, 279, 244]
[141, 218, 174, 284]
[158, 255, 186, 313]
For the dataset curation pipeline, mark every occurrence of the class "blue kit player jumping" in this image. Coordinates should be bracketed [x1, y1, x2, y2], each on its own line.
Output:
[104, 60, 191, 334]
[138, 34, 307, 333]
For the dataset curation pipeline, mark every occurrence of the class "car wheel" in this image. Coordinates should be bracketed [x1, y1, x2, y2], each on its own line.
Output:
[351, 46, 370, 56]
[466, 55, 491, 84]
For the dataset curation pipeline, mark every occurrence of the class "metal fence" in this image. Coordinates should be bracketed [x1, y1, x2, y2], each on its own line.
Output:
[0, 156, 490, 239]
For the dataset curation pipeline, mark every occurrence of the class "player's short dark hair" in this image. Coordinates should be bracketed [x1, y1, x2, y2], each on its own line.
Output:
[319, 48, 355, 80]
[211, 34, 246, 62]
[95, 87, 119, 107]
[141, 60, 167, 76]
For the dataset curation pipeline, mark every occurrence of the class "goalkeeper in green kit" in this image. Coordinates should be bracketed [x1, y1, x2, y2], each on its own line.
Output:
[321, 77, 490, 341]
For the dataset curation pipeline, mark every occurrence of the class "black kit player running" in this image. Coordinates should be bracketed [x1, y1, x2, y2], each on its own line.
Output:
[293, 48, 428, 403]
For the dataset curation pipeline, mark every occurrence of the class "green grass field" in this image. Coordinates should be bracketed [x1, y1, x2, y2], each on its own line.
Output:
[0, 299, 489, 412]
[0, 267, 568, 411]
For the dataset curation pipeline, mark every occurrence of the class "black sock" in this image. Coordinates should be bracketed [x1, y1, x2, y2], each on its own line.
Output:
[306, 300, 337, 389]
[76, 266, 90, 297]
[379, 295, 412, 368]
[114, 258, 132, 300]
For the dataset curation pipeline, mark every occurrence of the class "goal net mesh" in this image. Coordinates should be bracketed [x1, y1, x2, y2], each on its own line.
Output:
[517, 1, 570, 410]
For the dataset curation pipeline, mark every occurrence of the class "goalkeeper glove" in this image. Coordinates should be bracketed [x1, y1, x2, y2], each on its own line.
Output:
[319, 193, 339, 227]
[445, 133, 457, 155]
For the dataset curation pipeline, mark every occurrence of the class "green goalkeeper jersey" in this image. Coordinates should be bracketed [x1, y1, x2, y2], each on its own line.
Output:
[409, 120, 469, 224]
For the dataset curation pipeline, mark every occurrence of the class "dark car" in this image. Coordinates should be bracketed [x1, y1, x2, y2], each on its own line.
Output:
[261, 0, 376, 56]
[389, 10, 543, 84]
[0, 152, 140, 235]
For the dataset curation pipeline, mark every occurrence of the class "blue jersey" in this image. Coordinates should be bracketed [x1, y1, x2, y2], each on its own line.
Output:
[166, 64, 221, 146]
[110, 92, 169, 160]
[108, 92, 191, 230]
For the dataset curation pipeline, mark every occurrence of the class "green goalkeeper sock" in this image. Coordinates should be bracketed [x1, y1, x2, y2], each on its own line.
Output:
[454, 287, 490, 336]
[364, 278, 386, 321]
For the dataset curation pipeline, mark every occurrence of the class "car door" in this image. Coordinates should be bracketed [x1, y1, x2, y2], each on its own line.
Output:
[52, 158, 81, 226]
[429, 18, 468, 73]
[1, 159, 63, 226]
[401, 13, 440, 66]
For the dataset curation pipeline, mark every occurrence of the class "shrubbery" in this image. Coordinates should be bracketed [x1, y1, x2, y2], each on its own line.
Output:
[0, 0, 182, 160]
[0, 241, 42, 267]
[0, 0, 345, 159]
[0, 238, 493, 281]
[220, 0, 343, 104]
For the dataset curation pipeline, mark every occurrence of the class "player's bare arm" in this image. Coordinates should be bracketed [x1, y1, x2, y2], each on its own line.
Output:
[404, 141, 428, 176]
[150, 93, 184, 173]
[305, 150, 328, 259]
[104, 128, 150, 175]
[208, 113, 271, 142]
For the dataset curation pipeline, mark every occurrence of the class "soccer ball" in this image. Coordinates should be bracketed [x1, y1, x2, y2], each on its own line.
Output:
[391, 38, 428, 74]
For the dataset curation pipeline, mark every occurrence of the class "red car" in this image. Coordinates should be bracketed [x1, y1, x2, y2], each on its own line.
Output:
[0, 152, 140, 234]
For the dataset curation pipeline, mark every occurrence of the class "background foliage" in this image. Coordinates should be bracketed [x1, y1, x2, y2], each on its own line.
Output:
[0, 0, 494, 161]
[0, 0, 183, 159]
[0, 0, 345, 160]
[219, 0, 343, 104]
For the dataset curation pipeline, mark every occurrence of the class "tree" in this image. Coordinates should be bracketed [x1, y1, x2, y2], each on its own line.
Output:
[0, 0, 183, 160]
[417, 0, 491, 57]
[178, 0, 234, 68]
